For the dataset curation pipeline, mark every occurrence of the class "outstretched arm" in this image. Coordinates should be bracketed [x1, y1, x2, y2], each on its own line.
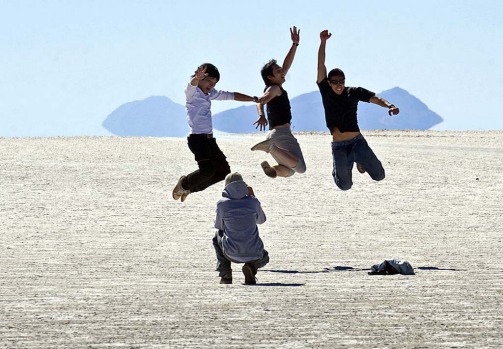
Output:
[369, 96, 400, 116]
[317, 30, 331, 83]
[281, 26, 300, 75]
[234, 92, 259, 102]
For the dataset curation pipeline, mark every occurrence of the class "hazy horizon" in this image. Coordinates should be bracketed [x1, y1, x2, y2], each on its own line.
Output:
[1, 0, 502, 137]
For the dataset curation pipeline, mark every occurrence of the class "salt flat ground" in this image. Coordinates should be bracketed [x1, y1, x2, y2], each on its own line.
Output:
[1, 131, 502, 349]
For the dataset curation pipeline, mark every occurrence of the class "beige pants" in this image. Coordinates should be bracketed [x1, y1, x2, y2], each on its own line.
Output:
[266, 126, 306, 175]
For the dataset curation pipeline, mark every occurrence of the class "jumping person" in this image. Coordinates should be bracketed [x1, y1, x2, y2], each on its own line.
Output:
[251, 26, 306, 178]
[172, 63, 259, 202]
[213, 172, 269, 285]
[317, 30, 400, 190]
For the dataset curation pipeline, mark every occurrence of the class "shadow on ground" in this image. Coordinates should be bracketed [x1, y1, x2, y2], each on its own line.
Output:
[417, 266, 461, 271]
[263, 265, 462, 275]
[243, 282, 305, 287]
[263, 266, 365, 274]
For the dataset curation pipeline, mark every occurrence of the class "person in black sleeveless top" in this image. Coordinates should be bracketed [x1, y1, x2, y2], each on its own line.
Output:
[317, 29, 400, 190]
[250, 26, 306, 178]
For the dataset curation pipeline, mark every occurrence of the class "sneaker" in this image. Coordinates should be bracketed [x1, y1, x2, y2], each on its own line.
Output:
[356, 163, 366, 174]
[172, 176, 189, 200]
[261, 161, 277, 178]
[242, 263, 257, 285]
[251, 138, 275, 153]
[220, 274, 232, 284]
[180, 190, 190, 202]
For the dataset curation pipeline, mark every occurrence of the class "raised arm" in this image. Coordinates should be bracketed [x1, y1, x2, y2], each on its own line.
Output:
[317, 30, 331, 83]
[191, 65, 207, 86]
[281, 26, 300, 75]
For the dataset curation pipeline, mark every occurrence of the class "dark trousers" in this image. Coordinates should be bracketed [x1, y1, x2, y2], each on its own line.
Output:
[212, 230, 269, 277]
[331, 134, 385, 190]
[185, 134, 231, 193]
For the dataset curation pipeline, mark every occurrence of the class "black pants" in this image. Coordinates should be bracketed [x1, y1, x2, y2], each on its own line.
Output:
[185, 134, 231, 193]
[212, 230, 269, 277]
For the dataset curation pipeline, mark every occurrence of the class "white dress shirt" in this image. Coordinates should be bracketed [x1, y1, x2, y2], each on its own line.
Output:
[185, 83, 234, 134]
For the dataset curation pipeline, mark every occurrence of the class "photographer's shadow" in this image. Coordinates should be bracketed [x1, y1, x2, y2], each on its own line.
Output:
[244, 282, 305, 287]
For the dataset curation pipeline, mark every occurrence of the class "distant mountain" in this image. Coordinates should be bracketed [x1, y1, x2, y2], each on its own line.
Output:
[358, 87, 443, 130]
[103, 87, 442, 137]
[213, 87, 443, 133]
[102, 96, 187, 137]
[212, 105, 259, 133]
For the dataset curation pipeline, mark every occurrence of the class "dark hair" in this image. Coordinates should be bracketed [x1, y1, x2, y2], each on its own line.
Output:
[260, 59, 277, 86]
[328, 68, 345, 80]
[193, 63, 220, 82]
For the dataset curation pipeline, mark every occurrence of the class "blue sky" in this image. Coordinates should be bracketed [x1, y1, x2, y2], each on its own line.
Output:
[1, 0, 502, 136]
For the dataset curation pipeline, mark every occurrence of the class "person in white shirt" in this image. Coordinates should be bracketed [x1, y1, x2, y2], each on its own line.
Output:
[172, 63, 260, 202]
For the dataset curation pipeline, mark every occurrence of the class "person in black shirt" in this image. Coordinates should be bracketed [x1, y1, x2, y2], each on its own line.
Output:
[250, 26, 306, 178]
[317, 29, 400, 190]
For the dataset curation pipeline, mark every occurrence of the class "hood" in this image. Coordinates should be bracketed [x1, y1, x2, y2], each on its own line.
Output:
[222, 180, 248, 199]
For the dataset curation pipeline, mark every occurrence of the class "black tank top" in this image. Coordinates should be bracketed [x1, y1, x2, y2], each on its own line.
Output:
[266, 86, 292, 129]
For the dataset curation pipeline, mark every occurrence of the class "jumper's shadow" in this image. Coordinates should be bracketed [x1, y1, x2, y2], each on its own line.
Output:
[417, 266, 460, 271]
[263, 266, 367, 275]
[263, 265, 461, 275]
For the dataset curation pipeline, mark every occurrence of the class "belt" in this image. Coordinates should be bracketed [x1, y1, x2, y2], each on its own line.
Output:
[189, 133, 213, 139]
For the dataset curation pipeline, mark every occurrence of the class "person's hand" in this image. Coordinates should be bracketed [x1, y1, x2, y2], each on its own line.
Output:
[290, 26, 300, 45]
[320, 30, 332, 41]
[247, 186, 255, 196]
[194, 65, 207, 80]
[388, 105, 400, 116]
[252, 96, 264, 103]
[253, 115, 268, 131]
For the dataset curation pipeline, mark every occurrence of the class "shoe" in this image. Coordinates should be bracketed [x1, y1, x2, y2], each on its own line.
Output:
[172, 176, 189, 200]
[260, 161, 277, 178]
[180, 190, 190, 202]
[242, 263, 257, 285]
[356, 163, 366, 174]
[220, 274, 232, 284]
[251, 138, 275, 153]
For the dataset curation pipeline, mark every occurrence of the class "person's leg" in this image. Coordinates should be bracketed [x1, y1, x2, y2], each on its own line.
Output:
[251, 137, 276, 152]
[242, 250, 269, 285]
[183, 135, 212, 192]
[252, 130, 291, 177]
[211, 145, 232, 183]
[353, 136, 385, 182]
[172, 175, 189, 201]
[174, 136, 212, 200]
[212, 230, 232, 282]
[331, 141, 353, 190]
[271, 163, 294, 177]
[242, 263, 257, 285]
[269, 145, 299, 169]
[254, 249, 269, 269]
[260, 161, 278, 178]
[186, 137, 230, 193]
[268, 128, 306, 177]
